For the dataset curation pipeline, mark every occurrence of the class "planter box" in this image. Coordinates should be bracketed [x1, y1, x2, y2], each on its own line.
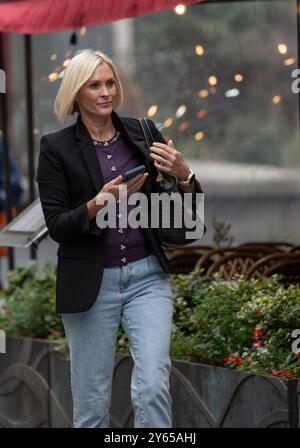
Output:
[0, 336, 299, 428]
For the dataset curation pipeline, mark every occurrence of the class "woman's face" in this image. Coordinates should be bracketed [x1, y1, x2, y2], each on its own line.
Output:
[75, 63, 117, 120]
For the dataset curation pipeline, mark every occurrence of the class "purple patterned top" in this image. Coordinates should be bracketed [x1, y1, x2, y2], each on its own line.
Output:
[93, 132, 153, 267]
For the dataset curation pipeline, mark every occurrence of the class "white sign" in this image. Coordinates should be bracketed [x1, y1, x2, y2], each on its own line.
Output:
[0, 69, 5, 94]
[291, 69, 300, 94]
[0, 329, 6, 354]
[291, 329, 300, 355]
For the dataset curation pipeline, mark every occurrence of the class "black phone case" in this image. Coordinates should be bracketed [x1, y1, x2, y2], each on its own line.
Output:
[122, 165, 145, 181]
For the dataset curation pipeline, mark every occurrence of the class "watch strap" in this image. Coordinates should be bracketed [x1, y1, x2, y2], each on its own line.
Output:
[178, 170, 195, 186]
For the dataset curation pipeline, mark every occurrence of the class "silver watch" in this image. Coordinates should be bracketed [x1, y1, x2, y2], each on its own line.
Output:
[178, 169, 195, 186]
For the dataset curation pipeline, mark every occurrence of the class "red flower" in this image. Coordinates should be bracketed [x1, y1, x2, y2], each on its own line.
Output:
[252, 327, 263, 340]
[272, 370, 282, 376]
[224, 358, 230, 363]
[235, 356, 243, 365]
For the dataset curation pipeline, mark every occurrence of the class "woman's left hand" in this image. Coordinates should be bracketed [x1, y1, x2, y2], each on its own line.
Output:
[149, 139, 190, 181]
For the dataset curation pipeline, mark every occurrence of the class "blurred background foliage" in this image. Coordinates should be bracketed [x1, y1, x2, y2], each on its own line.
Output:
[134, 0, 298, 165]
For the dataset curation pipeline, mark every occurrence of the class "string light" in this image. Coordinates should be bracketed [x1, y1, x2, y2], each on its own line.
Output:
[195, 45, 204, 56]
[33, 128, 40, 135]
[235, 74, 243, 82]
[176, 105, 187, 118]
[163, 118, 174, 128]
[195, 132, 204, 141]
[147, 105, 158, 117]
[278, 44, 288, 54]
[45, 50, 73, 83]
[284, 58, 296, 66]
[48, 72, 58, 82]
[208, 76, 217, 86]
[198, 89, 209, 98]
[272, 95, 281, 104]
[174, 4, 186, 15]
[80, 27, 87, 36]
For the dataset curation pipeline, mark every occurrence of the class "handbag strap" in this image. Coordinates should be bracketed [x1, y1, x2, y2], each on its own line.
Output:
[139, 117, 164, 181]
[138, 117, 174, 183]
[138, 117, 154, 150]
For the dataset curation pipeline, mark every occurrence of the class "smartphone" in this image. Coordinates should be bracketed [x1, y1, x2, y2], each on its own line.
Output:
[122, 165, 146, 182]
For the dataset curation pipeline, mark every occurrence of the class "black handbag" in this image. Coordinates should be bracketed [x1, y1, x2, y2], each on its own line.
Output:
[139, 117, 202, 247]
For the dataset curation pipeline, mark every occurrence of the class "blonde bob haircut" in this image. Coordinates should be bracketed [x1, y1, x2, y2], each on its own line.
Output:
[54, 49, 123, 122]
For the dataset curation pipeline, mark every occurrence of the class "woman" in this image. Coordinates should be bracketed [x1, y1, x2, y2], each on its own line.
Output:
[36, 49, 204, 428]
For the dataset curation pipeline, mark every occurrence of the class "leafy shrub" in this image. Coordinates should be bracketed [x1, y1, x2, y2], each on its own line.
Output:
[0, 261, 64, 340]
[170, 270, 300, 378]
[1, 261, 300, 378]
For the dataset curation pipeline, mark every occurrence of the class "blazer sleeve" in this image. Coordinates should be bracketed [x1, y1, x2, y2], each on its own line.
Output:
[36, 135, 103, 243]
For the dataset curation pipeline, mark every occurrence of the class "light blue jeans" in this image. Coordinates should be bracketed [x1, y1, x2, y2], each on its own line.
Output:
[62, 254, 174, 428]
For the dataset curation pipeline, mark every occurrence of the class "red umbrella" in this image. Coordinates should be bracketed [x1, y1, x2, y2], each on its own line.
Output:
[0, 0, 202, 34]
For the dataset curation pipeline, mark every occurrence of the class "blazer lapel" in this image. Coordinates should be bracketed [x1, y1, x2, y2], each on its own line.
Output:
[75, 116, 105, 193]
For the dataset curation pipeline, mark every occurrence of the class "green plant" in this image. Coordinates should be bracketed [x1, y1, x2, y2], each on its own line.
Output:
[170, 271, 300, 378]
[2, 260, 300, 379]
[0, 260, 64, 340]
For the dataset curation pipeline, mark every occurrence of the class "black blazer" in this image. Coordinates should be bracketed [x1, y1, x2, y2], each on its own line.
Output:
[36, 111, 205, 314]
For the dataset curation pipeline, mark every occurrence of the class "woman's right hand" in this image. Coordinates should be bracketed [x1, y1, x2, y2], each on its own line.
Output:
[87, 172, 149, 221]
[99, 172, 149, 200]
